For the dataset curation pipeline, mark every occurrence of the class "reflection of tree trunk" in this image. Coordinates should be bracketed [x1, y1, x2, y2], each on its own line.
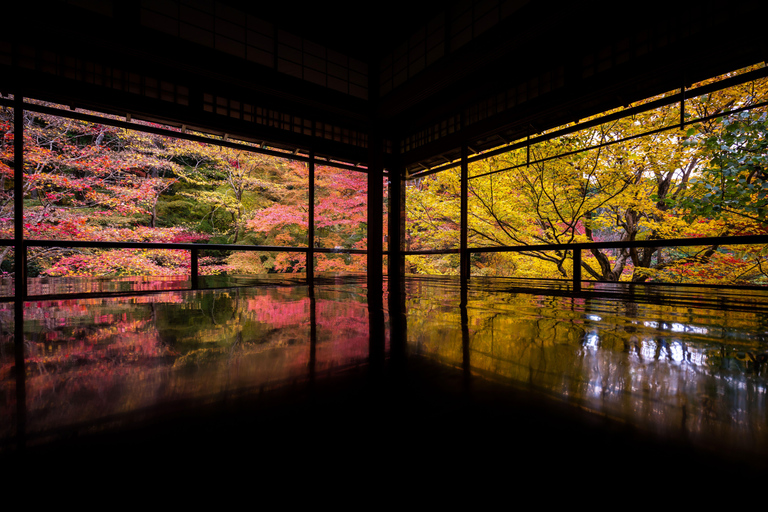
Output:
[230, 331, 242, 359]
[209, 298, 218, 325]
[0, 245, 12, 273]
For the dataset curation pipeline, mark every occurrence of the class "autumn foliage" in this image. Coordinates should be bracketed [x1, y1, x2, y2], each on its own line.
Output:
[0, 104, 378, 280]
[406, 66, 768, 285]
[1, 65, 766, 286]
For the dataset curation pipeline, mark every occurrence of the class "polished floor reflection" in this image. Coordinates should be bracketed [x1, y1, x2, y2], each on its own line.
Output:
[2, 280, 374, 443]
[2, 276, 767, 475]
[407, 277, 768, 460]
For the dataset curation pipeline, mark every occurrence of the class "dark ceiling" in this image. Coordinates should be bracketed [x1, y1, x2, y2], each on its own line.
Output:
[4, 0, 767, 174]
[222, 0, 451, 60]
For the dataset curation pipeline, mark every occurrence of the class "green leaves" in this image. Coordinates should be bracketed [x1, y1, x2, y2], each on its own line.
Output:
[677, 111, 768, 224]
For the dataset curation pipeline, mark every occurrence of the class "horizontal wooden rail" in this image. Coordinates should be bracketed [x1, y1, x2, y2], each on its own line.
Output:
[466, 234, 768, 253]
[406, 234, 768, 255]
[0, 239, 375, 254]
[2, 235, 766, 298]
[0, 239, 378, 298]
[405, 234, 768, 292]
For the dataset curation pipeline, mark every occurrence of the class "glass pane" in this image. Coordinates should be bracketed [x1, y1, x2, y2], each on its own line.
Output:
[630, 244, 768, 286]
[471, 250, 574, 280]
[468, 140, 628, 250]
[27, 247, 189, 295]
[406, 167, 460, 251]
[240, 158, 308, 247]
[0, 105, 12, 240]
[469, 151, 525, 178]
[20, 102, 310, 290]
[199, 249, 306, 287]
[405, 254, 459, 275]
[0, 247, 13, 297]
[690, 81, 768, 125]
[314, 165, 367, 250]
[465, 73, 768, 283]
[23, 110, 181, 243]
[315, 253, 366, 275]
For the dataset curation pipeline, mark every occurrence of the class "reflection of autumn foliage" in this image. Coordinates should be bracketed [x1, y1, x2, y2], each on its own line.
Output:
[406, 279, 768, 455]
[247, 292, 309, 327]
[0, 305, 14, 439]
[314, 295, 370, 370]
[20, 286, 373, 435]
[23, 301, 173, 429]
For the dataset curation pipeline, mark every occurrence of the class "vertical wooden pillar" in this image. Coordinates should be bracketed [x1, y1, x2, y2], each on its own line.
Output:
[366, 54, 385, 372]
[308, 150, 315, 282]
[461, 286, 471, 393]
[14, 95, 24, 299]
[460, 138, 470, 394]
[190, 247, 199, 289]
[388, 151, 407, 372]
[460, 143, 471, 391]
[680, 86, 685, 130]
[460, 143, 469, 283]
[308, 281, 316, 387]
[19, 244, 27, 299]
[307, 151, 317, 389]
[367, 55, 383, 294]
[387, 150, 405, 282]
[573, 248, 582, 292]
[367, 134, 384, 293]
[367, 130, 385, 374]
[13, 92, 26, 446]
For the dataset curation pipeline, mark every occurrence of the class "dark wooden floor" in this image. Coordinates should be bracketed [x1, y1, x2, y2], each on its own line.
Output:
[4, 354, 766, 488]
